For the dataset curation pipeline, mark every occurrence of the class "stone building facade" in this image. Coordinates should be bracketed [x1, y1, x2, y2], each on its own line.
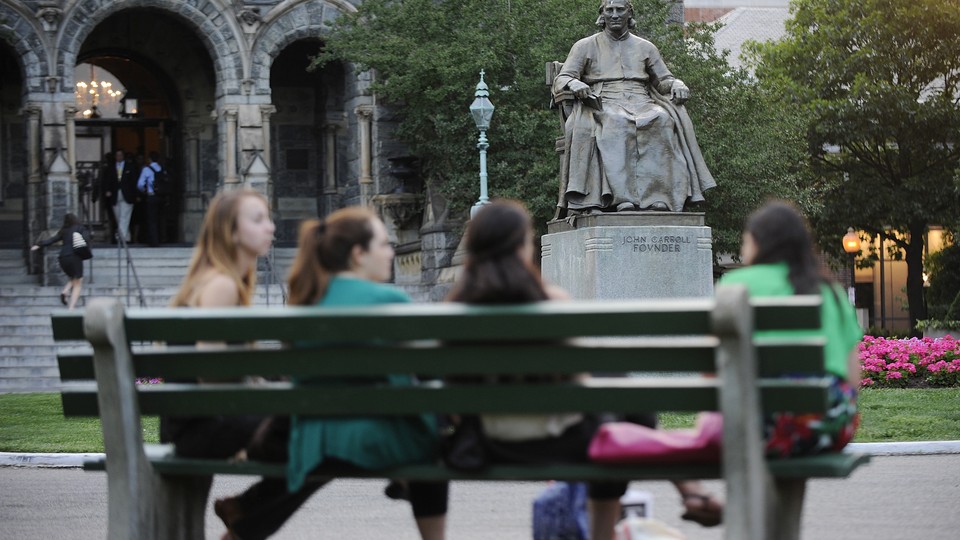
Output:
[0, 0, 463, 298]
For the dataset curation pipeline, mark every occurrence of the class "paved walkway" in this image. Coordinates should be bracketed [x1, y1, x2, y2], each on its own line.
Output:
[2, 453, 960, 539]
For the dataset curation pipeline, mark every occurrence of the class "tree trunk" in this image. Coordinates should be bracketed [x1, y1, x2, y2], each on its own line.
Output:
[905, 222, 927, 337]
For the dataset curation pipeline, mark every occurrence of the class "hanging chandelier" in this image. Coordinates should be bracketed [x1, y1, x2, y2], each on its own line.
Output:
[75, 64, 123, 119]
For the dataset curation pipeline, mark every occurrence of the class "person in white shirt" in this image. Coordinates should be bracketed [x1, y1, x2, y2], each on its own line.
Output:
[136, 152, 162, 246]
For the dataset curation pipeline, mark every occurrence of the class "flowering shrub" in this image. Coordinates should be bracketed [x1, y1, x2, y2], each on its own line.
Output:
[859, 335, 960, 388]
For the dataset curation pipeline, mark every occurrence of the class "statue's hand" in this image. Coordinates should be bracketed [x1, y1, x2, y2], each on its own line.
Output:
[671, 80, 690, 105]
[567, 80, 591, 99]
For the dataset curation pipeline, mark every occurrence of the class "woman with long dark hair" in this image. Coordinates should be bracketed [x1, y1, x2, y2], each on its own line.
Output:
[31, 213, 91, 309]
[215, 207, 448, 540]
[720, 200, 862, 457]
[448, 200, 721, 538]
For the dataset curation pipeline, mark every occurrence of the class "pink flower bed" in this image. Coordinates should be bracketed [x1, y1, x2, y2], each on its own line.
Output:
[859, 335, 960, 388]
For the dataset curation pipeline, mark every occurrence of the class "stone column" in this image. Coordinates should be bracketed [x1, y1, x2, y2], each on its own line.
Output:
[64, 105, 77, 184]
[260, 105, 276, 170]
[25, 105, 44, 253]
[224, 106, 239, 186]
[355, 105, 374, 207]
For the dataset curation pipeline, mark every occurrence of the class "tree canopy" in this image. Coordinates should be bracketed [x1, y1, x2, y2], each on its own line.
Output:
[314, 0, 815, 257]
[747, 0, 960, 331]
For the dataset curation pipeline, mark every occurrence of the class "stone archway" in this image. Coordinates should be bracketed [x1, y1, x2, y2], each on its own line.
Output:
[60, 3, 237, 242]
[55, 0, 246, 98]
[0, 2, 50, 93]
[0, 40, 27, 246]
[249, 0, 357, 95]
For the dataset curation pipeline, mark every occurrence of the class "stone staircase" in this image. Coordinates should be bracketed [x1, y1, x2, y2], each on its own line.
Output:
[0, 246, 297, 393]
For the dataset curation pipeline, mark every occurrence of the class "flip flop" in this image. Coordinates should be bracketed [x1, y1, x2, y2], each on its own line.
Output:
[680, 493, 723, 527]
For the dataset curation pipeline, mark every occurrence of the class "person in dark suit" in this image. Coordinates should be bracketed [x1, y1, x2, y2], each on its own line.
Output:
[99, 152, 118, 242]
[103, 149, 137, 243]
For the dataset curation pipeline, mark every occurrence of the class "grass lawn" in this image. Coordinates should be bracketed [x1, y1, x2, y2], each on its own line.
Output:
[0, 393, 159, 453]
[0, 388, 957, 453]
[658, 387, 960, 443]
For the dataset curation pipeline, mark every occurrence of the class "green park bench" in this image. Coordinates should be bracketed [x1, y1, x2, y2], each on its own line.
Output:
[51, 285, 870, 540]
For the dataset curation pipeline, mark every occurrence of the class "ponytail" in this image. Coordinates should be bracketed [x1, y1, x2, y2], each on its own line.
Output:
[287, 220, 330, 306]
[286, 207, 377, 306]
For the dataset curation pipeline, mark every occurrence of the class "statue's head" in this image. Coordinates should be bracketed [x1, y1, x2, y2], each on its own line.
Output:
[596, 0, 636, 30]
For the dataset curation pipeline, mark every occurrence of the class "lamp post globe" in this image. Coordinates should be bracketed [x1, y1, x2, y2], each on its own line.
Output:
[842, 227, 861, 304]
[469, 70, 495, 218]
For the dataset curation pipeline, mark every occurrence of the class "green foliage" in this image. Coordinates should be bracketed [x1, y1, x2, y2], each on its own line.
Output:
[316, 0, 814, 252]
[746, 0, 960, 329]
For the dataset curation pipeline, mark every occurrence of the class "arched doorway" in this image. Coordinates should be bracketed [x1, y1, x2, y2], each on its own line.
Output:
[269, 39, 347, 243]
[0, 41, 26, 247]
[76, 8, 216, 244]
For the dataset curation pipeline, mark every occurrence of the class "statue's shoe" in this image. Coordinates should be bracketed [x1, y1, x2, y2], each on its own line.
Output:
[616, 202, 638, 211]
[644, 201, 669, 211]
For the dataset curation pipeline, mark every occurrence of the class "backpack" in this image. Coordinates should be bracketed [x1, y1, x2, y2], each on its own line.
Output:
[153, 164, 173, 196]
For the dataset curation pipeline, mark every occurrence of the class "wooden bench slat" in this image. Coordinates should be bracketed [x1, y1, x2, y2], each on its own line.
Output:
[752, 296, 821, 331]
[50, 310, 85, 340]
[52, 298, 823, 343]
[121, 305, 715, 342]
[82, 444, 868, 481]
[60, 378, 832, 417]
[55, 338, 825, 381]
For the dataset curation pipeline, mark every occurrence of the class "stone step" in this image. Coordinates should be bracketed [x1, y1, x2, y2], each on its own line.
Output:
[0, 366, 61, 378]
[0, 356, 68, 367]
[0, 378, 63, 392]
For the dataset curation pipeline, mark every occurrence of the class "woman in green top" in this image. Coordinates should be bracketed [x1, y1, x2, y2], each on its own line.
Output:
[720, 201, 862, 457]
[215, 207, 447, 540]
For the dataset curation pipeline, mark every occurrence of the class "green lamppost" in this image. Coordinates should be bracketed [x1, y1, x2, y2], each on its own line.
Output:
[469, 70, 495, 218]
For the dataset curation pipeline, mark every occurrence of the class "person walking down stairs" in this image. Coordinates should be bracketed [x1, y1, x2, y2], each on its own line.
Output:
[31, 213, 92, 310]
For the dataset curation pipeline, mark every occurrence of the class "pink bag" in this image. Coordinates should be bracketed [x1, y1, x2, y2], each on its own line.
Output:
[588, 413, 723, 464]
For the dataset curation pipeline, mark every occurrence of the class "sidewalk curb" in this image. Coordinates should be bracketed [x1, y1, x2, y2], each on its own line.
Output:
[4, 441, 960, 469]
[0, 452, 104, 468]
[845, 441, 960, 456]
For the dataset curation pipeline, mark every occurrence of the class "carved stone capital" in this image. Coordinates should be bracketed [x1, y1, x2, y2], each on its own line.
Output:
[237, 8, 262, 33]
[36, 6, 62, 32]
[354, 105, 374, 120]
[373, 193, 424, 230]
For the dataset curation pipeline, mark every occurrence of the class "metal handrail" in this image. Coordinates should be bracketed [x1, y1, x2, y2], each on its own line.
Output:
[115, 232, 148, 308]
[262, 246, 287, 306]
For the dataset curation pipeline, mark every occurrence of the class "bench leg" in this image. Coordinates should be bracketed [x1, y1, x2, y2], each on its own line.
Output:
[767, 478, 806, 540]
[153, 474, 213, 540]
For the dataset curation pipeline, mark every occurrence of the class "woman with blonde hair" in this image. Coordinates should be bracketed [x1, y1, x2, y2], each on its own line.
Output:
[215, 207, 448, 540]
[155, 189, 321, 540]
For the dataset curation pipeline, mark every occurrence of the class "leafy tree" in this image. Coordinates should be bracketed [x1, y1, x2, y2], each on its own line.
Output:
[747, 0, 960, 332]
[314, 0, 815, 257]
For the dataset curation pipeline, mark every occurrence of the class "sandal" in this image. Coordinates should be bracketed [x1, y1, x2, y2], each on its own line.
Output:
[214, 497, 244, 540]
[60, 292, 68, 305]
[680, 493, 723, 527]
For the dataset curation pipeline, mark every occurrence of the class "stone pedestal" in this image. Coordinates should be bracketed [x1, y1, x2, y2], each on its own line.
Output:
[541, 212, 713, 300]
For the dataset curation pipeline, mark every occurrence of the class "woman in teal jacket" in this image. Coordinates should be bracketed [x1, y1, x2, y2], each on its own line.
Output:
[720, 201, 862, 457]
[215, 207, 446, 540]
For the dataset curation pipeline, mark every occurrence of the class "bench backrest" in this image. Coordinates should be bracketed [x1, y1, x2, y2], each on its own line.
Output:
[52, 287, 826, 420]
